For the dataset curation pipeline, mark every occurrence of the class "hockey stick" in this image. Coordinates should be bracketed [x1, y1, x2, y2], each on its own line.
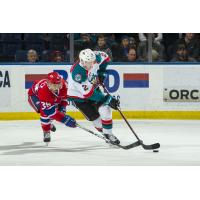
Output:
[116, 107, 160, 150]
[101, 84, 160, 150]
[76, 123, 141, 150]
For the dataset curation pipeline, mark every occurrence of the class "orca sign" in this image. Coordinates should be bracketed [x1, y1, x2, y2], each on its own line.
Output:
[163, 87, 200, 102]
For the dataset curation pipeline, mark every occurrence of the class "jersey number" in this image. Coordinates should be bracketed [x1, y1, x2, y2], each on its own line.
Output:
[82, 85, 89, 91]
[41, 102, 51, 110]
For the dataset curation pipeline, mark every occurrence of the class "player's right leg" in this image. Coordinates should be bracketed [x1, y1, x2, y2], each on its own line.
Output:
[72, 101, 103, 132]
[98, 105, 120, 145]
[72, 100, 120, 144]
[28, 95, 56, 133]
[41, 117, 51, 144]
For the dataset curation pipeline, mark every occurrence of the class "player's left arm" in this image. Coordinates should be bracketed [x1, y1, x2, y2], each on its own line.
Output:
[40, 102, 76, 128]
[97, 51, 111, 83]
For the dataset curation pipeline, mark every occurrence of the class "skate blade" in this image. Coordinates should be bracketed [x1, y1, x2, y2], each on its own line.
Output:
[108, 143, 120, 148]
[45, 142, 50, 146]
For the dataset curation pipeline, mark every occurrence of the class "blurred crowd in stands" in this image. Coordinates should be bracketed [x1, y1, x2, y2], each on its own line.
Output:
[0, 33, 69, 62]
[0, 33, 200, 62]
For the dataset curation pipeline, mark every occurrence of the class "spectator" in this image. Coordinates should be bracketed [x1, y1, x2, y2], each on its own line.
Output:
[27, 49, 38, 62]
[94, 34, 113, 61]
[171, 43, 196, 62]
[173, 33, 199, 60]
[129, 37, 137, 49]
[75, 33, 94, 50]
[51, 50, 64, 62]
[90, 33, 98, 44]
[123, 47, 137, 62]
[137, 34, 165, 61]
[115, 35, 130, 61]
[163, 33, 181, 60]
[104, 33, 118, 47]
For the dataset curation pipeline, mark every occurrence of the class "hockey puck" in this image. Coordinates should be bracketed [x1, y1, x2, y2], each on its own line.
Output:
[153, 150, 159, 153]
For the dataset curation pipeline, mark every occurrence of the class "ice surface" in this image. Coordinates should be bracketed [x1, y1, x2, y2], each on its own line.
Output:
[0, 119, 200, 166]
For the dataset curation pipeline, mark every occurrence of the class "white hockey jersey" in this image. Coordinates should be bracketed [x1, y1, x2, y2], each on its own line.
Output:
[67, 51, 110, 102]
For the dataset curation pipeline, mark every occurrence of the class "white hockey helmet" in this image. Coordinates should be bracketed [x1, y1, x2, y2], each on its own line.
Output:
[79, 49, 96, 70]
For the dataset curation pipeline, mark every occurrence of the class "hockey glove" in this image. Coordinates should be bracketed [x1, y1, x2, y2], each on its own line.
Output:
[59, 106, 66, 114]
[62, 115, 77, 128]
[104, 95, 120, 110]
[98, 73, 108, 84]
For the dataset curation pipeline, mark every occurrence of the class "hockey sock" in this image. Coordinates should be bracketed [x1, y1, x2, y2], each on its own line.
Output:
[41, 123, 51, 133]
[102, 119, 112, 134]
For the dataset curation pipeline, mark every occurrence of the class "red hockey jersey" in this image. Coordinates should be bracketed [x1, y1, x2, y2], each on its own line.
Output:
[28, 79, 68, 120]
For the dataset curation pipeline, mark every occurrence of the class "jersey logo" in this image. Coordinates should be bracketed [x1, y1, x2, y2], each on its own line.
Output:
[75, 74, 82, 82]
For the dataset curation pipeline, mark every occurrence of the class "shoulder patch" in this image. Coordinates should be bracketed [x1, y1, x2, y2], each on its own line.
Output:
[74, 74, 82, 82]
[72, 64, 87, 83]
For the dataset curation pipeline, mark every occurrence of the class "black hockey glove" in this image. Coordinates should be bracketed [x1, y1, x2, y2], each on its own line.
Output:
[98, 72, 108, 84]
[104, 95, 120, 110]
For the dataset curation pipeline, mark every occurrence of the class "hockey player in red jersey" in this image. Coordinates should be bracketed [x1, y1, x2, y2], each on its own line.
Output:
[28, 71, 76, 144]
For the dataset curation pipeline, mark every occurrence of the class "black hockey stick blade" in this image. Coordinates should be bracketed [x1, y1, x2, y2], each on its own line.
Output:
[141, 142, 160, 150]
[122, 140, 141, 149]
[113, 140, 141, 150]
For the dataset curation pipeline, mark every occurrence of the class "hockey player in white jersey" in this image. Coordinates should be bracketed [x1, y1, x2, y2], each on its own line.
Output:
[67, 48, 120, 144]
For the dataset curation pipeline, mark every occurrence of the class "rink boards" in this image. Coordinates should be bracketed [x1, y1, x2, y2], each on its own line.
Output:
[0, 63, 200, 120]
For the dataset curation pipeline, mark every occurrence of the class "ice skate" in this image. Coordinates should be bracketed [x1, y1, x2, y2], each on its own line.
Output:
[43, 132, 51, 146]
[103, 133, 120, 145]
[50, 124, 56, 132]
